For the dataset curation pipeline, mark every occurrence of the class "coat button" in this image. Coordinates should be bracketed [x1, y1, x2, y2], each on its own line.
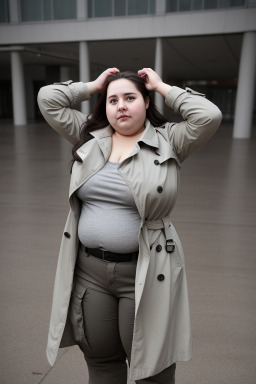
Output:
[157, 186, 163, 193]
[157, 274, 165, 281]
[156, 244, 162, 252]
[64, 232, 71, 238]
[154, 160, 160, 165]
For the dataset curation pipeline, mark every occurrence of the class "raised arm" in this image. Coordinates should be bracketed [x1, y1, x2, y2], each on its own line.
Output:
[138, 68, 222, 163]
[37, 68, 119, 145]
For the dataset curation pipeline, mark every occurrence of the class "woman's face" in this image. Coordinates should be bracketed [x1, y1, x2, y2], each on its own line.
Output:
[106, 78, 149, 136]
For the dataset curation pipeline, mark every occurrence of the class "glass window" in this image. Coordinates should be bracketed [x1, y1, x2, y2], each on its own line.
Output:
[204, 0, 218, 9]
[128, 0, 148, 15]
[94, 0, 112, 17]
[114, 0, 126, 16]
[88, 0, 93, 17]
[179, 0, 191, 11]
[149, 0, 156, 13]
[88, 0, 155, 17]
[219, 0, 231, 6]
[53, 0, 76, 20]
[192, 0, 203, 10]
[43, 0, 52, 20]
[166, 0, 178, 12]
[0, 0, 9, 22]
[20, 0, 42, 21]
[232, 0, 245, 5]
[219, 0, 245, 7]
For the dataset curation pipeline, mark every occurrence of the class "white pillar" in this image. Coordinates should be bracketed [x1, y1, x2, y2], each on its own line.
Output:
[79, 41, 90, 115]
[233, 32, 256, 138]
[155, 0, 166, 15]
[11, 50, 27, 125]
[77, 0, 87, 20]
[154, 38, 163, 114]
[9, 0, 19, 23]
[60, 66, 70, 82]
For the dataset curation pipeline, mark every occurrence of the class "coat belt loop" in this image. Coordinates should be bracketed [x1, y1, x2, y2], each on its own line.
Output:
[161, 217, 175, 253]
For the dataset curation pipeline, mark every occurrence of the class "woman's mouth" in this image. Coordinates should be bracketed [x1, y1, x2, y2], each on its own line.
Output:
[118, 115, 129, 120]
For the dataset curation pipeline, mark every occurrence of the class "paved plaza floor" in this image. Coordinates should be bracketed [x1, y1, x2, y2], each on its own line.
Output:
[1, 121, 256, 384]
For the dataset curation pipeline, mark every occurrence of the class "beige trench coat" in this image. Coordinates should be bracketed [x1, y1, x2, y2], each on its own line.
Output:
[38, 81, 222, 381]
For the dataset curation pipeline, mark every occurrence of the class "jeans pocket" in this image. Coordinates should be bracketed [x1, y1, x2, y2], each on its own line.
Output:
[69, 281, 90, 351]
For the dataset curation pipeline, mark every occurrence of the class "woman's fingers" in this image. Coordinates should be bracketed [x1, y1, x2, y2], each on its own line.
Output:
[138, 68, 151, 79]
[92, 67, 120, 92]
[108, 67, 120, 74]
[99, 67, 119, 83]
[104, 67, 120, 77]
[138, 68, 162, 91]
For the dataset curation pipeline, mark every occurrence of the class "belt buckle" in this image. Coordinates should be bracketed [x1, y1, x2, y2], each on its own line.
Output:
[102, 250, 112, 262]
[166, 239, 175, 253]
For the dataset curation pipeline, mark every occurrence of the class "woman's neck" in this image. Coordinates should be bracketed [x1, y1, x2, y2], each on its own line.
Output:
[109, 126, 145, 163]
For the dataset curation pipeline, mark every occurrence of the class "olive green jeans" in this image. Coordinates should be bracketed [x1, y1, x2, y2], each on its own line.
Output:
[69, 249, 176, 384]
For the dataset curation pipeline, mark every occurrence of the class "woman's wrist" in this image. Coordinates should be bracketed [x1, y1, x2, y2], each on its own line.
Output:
[155, 82, 172, 98]
[86, 81, 99, 95]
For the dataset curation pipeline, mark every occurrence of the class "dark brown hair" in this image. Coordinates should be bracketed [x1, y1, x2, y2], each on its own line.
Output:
[72, 71, 167, 163]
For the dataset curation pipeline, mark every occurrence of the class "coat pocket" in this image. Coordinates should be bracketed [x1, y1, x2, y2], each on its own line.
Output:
[69, 281, 90, 351]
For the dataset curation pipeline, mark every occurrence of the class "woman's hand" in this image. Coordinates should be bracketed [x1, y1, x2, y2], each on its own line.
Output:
[87, 68, 120, 94]
[138, 68, 172, 97]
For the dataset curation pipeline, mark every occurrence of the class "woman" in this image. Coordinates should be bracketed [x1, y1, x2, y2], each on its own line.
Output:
[38, 67, 222, 383]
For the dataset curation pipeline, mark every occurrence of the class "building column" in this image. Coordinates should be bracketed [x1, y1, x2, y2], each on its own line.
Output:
[9, 0, 19, 23]
[11, 49, 27, 125]
[233, 32, 256, 138]
[77, 0, 87, 20]
[155, 0, 166, 15]
[79, 41, 90, 115]
[154, 38, 163, 114]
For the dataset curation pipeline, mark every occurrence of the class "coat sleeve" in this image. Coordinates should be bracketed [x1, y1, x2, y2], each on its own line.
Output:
[37, 81, 91, 145]
[164, 86, 222, 163]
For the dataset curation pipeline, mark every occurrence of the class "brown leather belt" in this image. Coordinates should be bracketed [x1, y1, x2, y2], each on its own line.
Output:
[80, 244, 138, 262]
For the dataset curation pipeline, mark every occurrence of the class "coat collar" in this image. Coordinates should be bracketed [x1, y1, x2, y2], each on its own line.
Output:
[89, 119, 159, 148]
[140, 120, 180, 166]
[76, 125, 113, 162]
[76, 120, 159, 160]
[76, 119, 180, 166]
[138, 119, 159, 149]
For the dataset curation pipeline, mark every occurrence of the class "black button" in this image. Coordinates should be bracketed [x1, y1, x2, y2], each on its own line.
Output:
[64, 232, 71, 238]
[157, 186, 163, 193]
[154, 160, 160, 165]
[156, 244, 162, 252]
[157, 274, 165, 281]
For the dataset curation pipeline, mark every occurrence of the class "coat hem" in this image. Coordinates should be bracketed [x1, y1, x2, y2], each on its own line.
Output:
[46, 348, 55, 367]
[128, 352, 192, 381]
[46, 320, 67, 366]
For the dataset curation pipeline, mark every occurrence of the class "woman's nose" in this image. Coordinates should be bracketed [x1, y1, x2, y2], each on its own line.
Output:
[118, 100, 127, 110]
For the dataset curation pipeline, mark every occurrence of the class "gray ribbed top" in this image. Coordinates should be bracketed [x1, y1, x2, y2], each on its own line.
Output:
[76, 161, 141, 253]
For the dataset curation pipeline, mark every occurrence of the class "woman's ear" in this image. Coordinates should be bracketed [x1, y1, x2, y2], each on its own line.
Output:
[145, 96, 150, 110]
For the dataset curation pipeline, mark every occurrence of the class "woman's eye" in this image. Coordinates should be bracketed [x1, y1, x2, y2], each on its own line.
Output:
[110, 99, 117, 104]
[127, 96, 135, 101]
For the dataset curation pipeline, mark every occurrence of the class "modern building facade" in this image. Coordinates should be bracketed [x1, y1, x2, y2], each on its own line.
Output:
[0, 0, 256, 138]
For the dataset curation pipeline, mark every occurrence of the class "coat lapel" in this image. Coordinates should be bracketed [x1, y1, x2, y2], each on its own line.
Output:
[69, 125, 113, 199]
[139, 120, 181, 166]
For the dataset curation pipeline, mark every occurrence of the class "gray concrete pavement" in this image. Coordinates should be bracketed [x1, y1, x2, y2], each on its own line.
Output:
[1, 121, 256, 384]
